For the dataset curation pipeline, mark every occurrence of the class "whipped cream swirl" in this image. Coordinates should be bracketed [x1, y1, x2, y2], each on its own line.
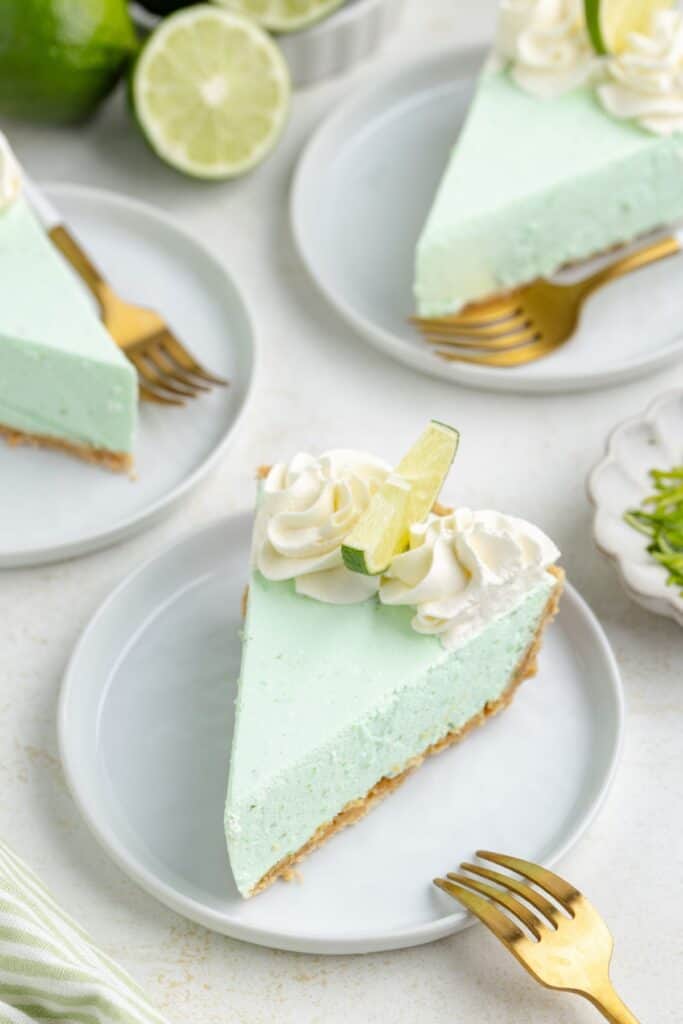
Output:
[598, 11, 683, 135]
[254, 450, 389, 604]
[495, 0, 599, 99]
[0, 133, 21, 213]
[380, 509, 560, 649]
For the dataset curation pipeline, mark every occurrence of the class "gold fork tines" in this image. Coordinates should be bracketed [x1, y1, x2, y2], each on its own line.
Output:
[435, 852, 639, 1023]
[49, 225, 229, 405]
[414, 234, 681, 368]
[433, 338, 560, 368]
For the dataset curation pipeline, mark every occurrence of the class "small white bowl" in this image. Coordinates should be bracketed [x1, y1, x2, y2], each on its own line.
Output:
[278, 0, 405, 87]
[588, 390, 683, 627]
[130, 1, 405, 88]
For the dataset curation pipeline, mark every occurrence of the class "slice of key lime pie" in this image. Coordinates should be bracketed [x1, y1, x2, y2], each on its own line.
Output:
[0, 134, 137, 471]
[415, 1, 683, 317]
[225, 422, 564, 897]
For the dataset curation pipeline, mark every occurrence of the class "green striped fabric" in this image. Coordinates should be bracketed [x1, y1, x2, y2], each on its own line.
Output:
[0, 841, 168, 1024]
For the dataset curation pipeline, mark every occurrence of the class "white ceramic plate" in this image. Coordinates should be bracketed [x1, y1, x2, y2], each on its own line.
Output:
[0, 184, 255, 568]
[588, 389, 683, 626]
[291, 47, 683, 393]
[59, 513, 623, 955]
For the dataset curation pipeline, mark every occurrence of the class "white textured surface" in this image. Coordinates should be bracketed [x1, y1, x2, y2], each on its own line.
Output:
[1, 0, 681, 1020]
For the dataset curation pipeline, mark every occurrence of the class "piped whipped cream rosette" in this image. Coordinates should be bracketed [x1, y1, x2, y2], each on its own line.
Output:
[598, 10, 683, 135]
[253, 450, 390, 604]
[496, 0, 600, 99]
[379, 510, 561, 648]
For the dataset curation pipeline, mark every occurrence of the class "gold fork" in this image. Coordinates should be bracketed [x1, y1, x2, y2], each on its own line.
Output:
[25, 179, 228, 405]
[414, 234, 681, 368]
[435, 851, 639, 1023]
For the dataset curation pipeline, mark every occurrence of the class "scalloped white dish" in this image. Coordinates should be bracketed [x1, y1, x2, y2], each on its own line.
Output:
[588, 390, 683, 627]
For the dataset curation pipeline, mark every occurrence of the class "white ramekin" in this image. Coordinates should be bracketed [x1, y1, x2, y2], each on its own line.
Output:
[278, 0, 406, 87]
[130, 0, 405, 88]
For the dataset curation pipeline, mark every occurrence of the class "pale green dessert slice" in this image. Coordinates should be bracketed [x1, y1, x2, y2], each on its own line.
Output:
[415, 66, 683, 317]
[0, 198, 137, 470]
[225, 565, 562, 897]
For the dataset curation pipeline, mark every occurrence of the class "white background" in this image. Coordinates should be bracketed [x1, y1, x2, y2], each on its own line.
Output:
[2, 1, 681, 1020]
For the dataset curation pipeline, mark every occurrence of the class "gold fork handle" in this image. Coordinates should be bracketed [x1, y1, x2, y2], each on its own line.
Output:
[48, 225, 112, 308]
[585, 980, 641, 1024]
[579, 235, 681, 299]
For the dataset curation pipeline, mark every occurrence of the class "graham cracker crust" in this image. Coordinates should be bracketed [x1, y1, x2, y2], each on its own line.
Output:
[0, 424, 132, 474]
[248, 565, 565, 897]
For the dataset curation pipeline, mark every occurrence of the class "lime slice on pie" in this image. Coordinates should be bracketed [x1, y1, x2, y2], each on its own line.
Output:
[213, 0, 346, 33]
[584, 0, 673, 54]
[131, 6, 290, 179]
[341, 476, 411, 577]
[342, 421, 460, 575]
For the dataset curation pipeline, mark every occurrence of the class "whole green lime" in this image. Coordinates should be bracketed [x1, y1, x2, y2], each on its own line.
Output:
[0, 0, 139, 123]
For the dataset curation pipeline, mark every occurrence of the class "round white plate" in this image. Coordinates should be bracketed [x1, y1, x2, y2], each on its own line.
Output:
[291, 47, 683, 393]
[0, 184, 255, 568]
[588, 389, 683, 626]
[59, 513, 623, 955]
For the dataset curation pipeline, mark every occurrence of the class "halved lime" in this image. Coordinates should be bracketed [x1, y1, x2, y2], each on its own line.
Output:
[131, 5, 290, 179]
[342, 421, 460, 575]
[584, 0, 673, 54]
[213, 0, 346, 34]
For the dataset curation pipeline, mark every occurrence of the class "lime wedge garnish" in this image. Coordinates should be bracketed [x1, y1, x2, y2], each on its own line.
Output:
[342, 476, 411, 576]
[213, 0, 345, 33]
[131, 6, 290, 179]
[342, 420, 460, 576]
[395, 419, 460, 527]
[584, 0, 673, 54]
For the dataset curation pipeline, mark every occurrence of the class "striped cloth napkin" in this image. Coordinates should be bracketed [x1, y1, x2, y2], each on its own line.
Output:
[0, 840, 168, 1024]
